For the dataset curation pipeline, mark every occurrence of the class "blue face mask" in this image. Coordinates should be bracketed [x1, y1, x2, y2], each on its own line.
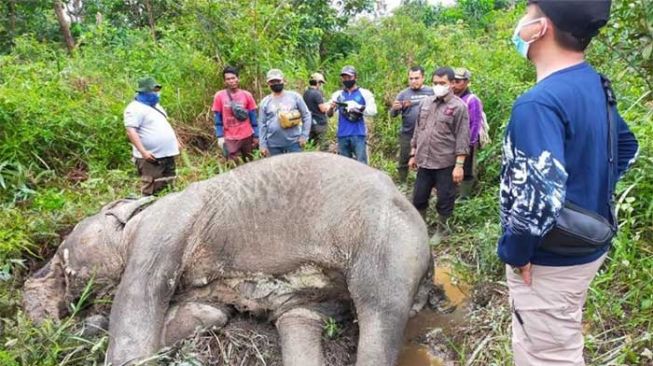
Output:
[136, 92, 160, 107]
[512, 17, 547, 59]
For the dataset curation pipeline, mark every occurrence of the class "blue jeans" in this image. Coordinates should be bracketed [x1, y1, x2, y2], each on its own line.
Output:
[338, 135, 367, 164]
[268, 142, 302, 156]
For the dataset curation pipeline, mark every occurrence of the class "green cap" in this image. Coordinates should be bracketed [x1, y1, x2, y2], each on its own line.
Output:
[137, 77, 162, 92]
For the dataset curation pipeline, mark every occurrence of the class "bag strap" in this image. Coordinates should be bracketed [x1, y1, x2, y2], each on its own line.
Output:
[599, 73, 618, 226]
[136, 100, 167, 119]
[226, 90, 235, 102]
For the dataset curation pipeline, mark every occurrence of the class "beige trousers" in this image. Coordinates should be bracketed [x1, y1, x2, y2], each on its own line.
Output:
[507, 253, 607, 366]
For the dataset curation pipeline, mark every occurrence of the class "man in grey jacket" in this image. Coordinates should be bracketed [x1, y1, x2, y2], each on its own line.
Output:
[391, 66, 434, 183]
[259, 69, 312, 157]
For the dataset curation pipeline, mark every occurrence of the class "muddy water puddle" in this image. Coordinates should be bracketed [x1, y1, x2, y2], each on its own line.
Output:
[397, 265, 470, 366]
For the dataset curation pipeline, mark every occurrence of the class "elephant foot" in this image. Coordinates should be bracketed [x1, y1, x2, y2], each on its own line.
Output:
[162, 302, 231, 345]
[276, 308, 326, 366]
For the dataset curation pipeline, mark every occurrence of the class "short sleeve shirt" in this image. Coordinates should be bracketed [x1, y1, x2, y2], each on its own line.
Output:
[124, 101, 179, 159]
[303, 88, 327, 125]
[212, 89, 257, 140]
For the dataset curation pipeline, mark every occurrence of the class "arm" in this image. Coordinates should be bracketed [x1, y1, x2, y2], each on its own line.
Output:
[214, 112, 224, 138]
[125, 127, 155, 161]
[360, 88, 377, 116]
[390, 91, 403, 118]
[615, 111, 639, 179]
[246, 92, 259, 138]
[258, 98, 269, 151]
[498, 102, 568, 267]
[467, 96, 483, 145]
[248, 110, 259, 138]
[409, 108, 421, 169]
[452, 104, 470, 183]
[297, 93, 312, 140]
[454, 104, 471, 158]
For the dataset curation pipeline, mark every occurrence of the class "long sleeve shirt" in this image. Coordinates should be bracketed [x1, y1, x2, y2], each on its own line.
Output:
[460, 90, 484, 145]
[258, 91, 311, 149]
[498, 62, 639, 267]
[411, 92, 470, 170]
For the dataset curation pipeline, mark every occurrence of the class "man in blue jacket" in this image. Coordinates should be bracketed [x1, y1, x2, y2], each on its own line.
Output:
[499, 1, 638, 364]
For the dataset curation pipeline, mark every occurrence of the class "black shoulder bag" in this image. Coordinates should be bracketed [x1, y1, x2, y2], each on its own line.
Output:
[227, 91, 249, 122]
[539, 74, 618, 256]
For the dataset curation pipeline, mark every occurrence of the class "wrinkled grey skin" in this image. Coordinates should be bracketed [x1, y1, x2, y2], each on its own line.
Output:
[24, 152, 431, 366]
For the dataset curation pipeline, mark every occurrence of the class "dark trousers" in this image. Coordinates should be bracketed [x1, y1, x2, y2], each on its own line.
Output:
[412, 166, 456, 218]
[463, 144, 476, 181]
[309, 123, 328, 151]
[397, 133, 412, 183]
[134, 156, 176, 196]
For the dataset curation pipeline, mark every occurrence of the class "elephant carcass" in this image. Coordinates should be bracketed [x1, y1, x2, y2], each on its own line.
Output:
[24, 152, 431, 366]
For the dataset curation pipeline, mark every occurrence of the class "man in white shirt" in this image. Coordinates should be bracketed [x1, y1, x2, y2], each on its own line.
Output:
[124, 77, 181, 195]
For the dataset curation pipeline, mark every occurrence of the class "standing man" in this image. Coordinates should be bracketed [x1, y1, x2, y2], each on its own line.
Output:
[259, 69, 312, 157]
[212, 66, 259, 163]
[391, 66, 434, 183]
[303, 72, 330, 151]
[329, 65, 377, 164]
[409, 67, 469, 236]
[500, 1, 638, 365]
[124, 76, 181, 196]
[451, 67, 484, 198]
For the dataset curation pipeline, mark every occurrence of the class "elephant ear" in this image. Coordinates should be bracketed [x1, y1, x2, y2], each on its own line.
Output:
[103, 197, 156, 225]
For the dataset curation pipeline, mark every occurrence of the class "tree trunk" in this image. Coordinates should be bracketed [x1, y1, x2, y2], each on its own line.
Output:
[7, 0, 16, 38]
[54, 0, 75, 54]
[144, 0, 157, 42]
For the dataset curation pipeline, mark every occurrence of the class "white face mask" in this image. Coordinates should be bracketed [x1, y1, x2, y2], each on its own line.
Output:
[512, 17, 547, 59]
[433, 84, 450, 97]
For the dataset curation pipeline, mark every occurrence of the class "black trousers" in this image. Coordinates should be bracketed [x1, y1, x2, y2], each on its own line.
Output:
[463, 144, 476, 181]
[412, 166, 456, 218]
[397, 133, 412, 183]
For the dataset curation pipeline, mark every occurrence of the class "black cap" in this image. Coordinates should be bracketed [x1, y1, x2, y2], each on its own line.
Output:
[528, 0, 612, 38]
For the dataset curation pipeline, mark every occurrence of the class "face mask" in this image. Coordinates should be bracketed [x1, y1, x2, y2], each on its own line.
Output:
[270, 83, 284, 93]
[433, 84, 449, 98]
[342, 79, 356, 89]
[512, 17, 547, 59]
[136, 92, 160, 107]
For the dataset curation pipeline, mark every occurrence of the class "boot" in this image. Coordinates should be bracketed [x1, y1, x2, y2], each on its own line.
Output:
[458, 180, 474, 200]
[430, 214, 451, 245]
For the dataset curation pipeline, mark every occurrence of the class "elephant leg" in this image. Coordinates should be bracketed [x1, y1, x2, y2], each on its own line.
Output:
[275, 308, 325, 366]
[161, 302, 231, 345]
[348, 223, 428, 366]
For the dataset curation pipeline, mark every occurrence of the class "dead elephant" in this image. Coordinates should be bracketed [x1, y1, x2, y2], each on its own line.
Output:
[23, 152, 431, 366]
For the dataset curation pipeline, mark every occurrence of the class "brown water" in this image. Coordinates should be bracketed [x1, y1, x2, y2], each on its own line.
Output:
[397, 266, 470, 366]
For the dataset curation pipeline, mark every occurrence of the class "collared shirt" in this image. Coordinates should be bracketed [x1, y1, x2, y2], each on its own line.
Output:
[124, 101, 179, 159]
[411, 92, 470, 170]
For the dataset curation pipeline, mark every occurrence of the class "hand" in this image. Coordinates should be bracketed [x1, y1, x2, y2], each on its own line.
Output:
[298, 136, 307, 147]
[453, 166, 464, 184]
[391, 100, 402, 111]
[408, 157, 417, 170]
[177, 139, 185, 150]
[402, 100, 412, 108]
[141, 150, 156, 162]
[217, 137, 225, 149]
[261, 148, 269, 157]
[252, 138, 259, 148]
[515, 263, 532, 286]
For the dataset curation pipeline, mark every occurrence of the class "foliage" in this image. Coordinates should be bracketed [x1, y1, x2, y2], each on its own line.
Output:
[0, 0, 651, 364]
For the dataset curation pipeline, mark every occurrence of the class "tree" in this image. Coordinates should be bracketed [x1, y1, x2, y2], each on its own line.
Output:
[54, 0, 75, 53]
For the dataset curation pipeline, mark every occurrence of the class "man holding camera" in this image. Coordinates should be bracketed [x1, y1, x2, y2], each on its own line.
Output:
[212, 66, 258, 162]
[329, 65, 377, 164]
